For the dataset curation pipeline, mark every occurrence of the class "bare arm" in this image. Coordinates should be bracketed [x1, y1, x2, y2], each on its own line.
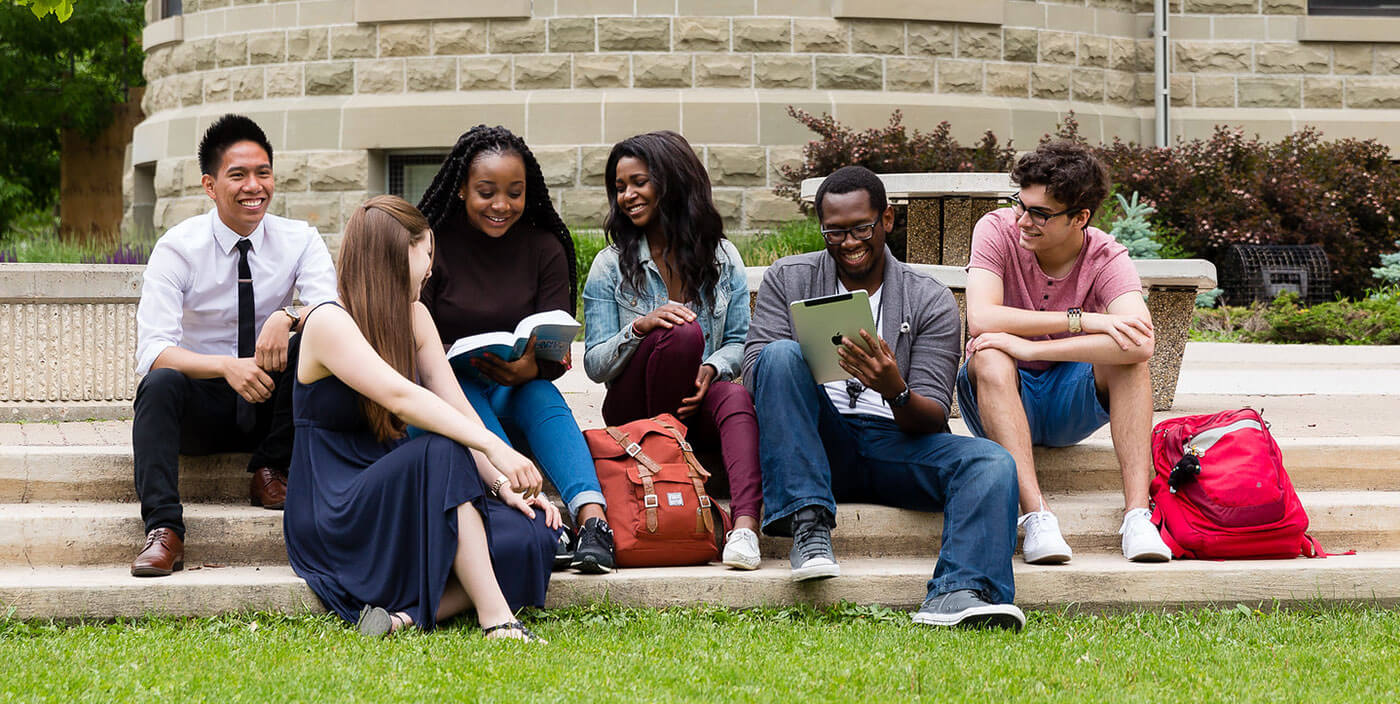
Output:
[968, 290, 1155, 366]
[299, 303, 542, 497]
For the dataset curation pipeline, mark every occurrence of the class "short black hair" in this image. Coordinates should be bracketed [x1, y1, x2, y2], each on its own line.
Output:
[1011, 140, 1110, 221]
[198, 114, 273, 176]
[814, 165, 888, 222]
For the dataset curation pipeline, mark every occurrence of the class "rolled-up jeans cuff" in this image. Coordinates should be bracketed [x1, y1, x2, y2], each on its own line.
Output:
[567, 490, 607, 519]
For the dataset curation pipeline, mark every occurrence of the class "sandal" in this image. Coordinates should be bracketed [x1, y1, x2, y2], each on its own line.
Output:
[357, 605, 410, 637]
[481, 620, 546, 644]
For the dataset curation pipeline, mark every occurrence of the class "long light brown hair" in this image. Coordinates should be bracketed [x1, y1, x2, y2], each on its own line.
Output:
[337, 195, 432, 442]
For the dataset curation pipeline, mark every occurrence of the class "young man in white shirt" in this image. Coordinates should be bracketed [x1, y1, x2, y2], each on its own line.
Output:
[130, 115, 337, 577]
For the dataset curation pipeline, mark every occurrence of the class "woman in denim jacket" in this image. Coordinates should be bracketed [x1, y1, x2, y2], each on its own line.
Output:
[582, 131, 763, 570]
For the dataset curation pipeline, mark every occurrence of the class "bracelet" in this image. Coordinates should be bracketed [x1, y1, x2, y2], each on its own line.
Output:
[629, 320, 643, 339]
[489, 475, 509, 496]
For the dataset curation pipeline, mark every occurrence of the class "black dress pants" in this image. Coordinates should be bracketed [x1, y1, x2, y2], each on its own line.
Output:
[132, 334, 301, 538]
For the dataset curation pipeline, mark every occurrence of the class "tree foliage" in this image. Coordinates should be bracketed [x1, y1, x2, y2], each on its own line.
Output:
[0, 0, 144, 235]
[13, 0, 78, 22]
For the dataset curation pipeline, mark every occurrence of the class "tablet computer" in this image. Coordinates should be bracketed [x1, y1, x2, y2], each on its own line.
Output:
[788, 290, 878, 384]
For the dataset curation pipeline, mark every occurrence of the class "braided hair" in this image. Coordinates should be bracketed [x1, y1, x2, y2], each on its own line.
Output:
[416, 125, 577, 304]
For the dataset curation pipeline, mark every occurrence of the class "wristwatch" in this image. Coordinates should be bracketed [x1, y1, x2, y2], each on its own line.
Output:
[884, 385, 912, 409]
[283, 305, 301, 327]
[1067, 307, 1083, 334]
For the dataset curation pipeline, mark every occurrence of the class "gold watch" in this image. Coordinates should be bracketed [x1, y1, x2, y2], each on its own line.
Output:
[1067, 307, 1083, 334]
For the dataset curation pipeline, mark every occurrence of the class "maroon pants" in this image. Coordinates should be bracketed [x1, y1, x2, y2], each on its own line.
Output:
[601, 322, 762, 522]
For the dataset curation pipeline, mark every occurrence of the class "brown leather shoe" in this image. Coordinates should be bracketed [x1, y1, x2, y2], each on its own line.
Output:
[250, 466, 288, 510]
[131, 527, 184, 577]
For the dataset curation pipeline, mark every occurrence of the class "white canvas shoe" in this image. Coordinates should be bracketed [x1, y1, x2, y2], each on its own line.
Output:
[721, 528, 762, 570]
[1120, 507, 1172, 562]
[1018, 510, 1073, 564]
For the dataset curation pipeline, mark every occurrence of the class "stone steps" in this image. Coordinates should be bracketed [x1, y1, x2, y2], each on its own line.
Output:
[5, 551, 1396, 620]
[5, 434, 1398, 505]
[3, 491, 1393, 569]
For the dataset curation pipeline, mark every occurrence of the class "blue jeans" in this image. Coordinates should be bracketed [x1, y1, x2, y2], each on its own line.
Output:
[455, 372, 604, 518]
[752, 340, 1019, 604]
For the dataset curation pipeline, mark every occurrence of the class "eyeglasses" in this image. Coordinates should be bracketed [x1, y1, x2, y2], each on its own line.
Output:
[820, 221, 879, 245]
[1008, 193, 1080, 228]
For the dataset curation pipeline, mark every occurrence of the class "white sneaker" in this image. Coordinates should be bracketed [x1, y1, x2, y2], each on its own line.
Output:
[1120, 508, 1171, 562]
[1018, 510, 1073, 564]
[722, 528, 761, 570]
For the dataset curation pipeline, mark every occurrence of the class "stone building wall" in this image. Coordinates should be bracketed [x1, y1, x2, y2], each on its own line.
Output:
[129, 0, 1400, 237]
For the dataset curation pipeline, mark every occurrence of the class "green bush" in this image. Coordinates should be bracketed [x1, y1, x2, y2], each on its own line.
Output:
[1192, 289, 1400, 344]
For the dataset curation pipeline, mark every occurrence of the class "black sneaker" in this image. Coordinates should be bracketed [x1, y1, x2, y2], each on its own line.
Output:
[912, 589, 1025, 631]
[789, 506, 840, 582]
[552, 526, 574, 572]
[570, 517, 615, 574]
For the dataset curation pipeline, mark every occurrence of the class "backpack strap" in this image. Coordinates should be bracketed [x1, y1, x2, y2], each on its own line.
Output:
[655, 418, 717, 536]
[1301, 533, 1355, 558]
[606, 426, 661, 533]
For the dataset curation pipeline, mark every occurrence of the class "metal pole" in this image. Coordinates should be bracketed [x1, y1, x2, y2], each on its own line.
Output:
[1155, 0, 1170, 148]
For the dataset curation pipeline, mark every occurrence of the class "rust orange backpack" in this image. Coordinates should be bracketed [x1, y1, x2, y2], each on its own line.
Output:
[584, 414, 732, 567]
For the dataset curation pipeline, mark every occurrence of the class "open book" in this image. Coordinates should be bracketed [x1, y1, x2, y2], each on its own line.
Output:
[446, 309, 580, 376]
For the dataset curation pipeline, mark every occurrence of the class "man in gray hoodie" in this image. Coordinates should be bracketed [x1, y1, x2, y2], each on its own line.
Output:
[743, 165, 1023, 630]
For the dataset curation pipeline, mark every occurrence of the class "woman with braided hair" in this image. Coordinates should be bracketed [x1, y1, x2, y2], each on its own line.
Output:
[581, 131, 764, 570]
[417, 125, 615, 574]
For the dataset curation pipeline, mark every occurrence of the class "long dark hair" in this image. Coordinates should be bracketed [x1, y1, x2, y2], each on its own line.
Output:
[416, 125, 577, 304]
[337, 195, 431, 442]
[604, 131, 725, 306]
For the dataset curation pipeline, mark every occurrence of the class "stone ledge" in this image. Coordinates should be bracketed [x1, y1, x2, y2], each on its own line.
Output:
[6, 553, 1400, 619]
[353, 0, 530, 23]
[142, 15, 183, 52]
[1297, 16, 1400, 43]
[831, 0, 1003, 26]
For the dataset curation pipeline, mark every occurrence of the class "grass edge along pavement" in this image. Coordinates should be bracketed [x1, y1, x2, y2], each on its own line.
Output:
[2, 602, 1398, 702]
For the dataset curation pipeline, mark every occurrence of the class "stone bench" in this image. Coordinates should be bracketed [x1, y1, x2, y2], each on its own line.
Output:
[796, 172, 1217, 410]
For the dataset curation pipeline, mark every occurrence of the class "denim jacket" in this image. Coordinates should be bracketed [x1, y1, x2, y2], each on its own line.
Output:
[583, 238, 750, 385]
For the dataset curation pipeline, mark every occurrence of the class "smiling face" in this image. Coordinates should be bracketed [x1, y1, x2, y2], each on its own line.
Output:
[202, 140, 273, 237]
[407, 229, 434, 298]
[613, 156, 660, 233]
[458, 151, 526, 238]
[1012, 183, 1090, 258]
[819, 189, 892, 292]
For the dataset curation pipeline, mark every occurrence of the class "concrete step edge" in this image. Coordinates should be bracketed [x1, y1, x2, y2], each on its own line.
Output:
[3, 551, 1398, 619]
[4, 494, 1398, 567]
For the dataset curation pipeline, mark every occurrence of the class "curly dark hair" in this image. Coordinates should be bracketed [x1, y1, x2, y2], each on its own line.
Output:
[814, 165, 888, 222]
[604, 131, 725, 306]
[416, 125, 577, 304]
[198, 114, 273, 176]
[1011, 139, 1111, 222]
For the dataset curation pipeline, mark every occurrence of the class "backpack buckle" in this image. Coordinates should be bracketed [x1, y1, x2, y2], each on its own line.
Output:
[643, 493, 659, 508]
[625, 442, 642, 457]
[678, 440, 692, 452]
[698, 495, 711, 509]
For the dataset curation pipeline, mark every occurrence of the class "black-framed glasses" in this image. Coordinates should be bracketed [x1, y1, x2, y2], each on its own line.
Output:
[820, 221, 879, 245]
[1008, 193, 1080, 227]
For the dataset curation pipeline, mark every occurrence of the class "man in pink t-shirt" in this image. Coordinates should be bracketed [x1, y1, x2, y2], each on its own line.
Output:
[956, 140, 1171, 565]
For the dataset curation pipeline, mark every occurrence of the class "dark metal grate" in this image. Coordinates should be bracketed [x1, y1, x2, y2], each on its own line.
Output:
[1219, 244, 1332, 306]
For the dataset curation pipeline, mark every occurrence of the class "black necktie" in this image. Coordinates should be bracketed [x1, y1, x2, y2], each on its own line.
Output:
[235, 239, 256, 431]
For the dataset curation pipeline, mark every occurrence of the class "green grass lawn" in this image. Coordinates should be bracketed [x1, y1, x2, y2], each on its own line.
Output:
[3, 603, 1398, 702]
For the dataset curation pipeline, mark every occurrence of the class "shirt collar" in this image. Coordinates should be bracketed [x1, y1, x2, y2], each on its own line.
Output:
[209, 209, 267, 255]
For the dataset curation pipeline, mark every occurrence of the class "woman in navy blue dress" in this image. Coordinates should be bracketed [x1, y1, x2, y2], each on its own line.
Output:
[284, 195, 562, 641]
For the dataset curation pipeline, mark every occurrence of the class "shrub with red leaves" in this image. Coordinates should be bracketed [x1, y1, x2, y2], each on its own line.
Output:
[774, 107, 1016, 206]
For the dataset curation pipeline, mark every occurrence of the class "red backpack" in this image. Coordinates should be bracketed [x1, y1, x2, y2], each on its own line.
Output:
[1150, 408, 1330, 560]
[584, 414, 732, 568]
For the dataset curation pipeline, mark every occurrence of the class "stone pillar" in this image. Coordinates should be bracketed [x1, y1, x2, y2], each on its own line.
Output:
[903, 196, 1001, 267]
[1145, 287, 1195, 411]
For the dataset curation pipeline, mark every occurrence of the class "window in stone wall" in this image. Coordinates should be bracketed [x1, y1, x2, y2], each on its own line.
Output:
[1309, 0, 1400, 15]
[387, 153, 450, 207]
[160, 0, 181, 18]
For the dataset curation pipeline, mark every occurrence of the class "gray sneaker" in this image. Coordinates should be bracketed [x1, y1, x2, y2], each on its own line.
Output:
[912, 589, 1025, 631]
[789, 506, 840, 582]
